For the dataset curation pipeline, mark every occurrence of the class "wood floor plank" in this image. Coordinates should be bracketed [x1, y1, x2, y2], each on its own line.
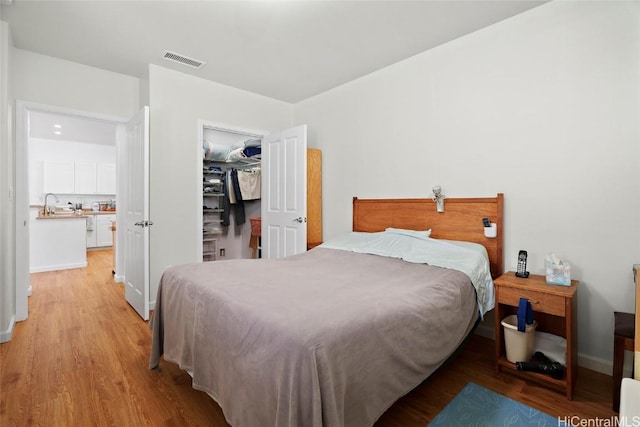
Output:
[1, 250, 617, 426]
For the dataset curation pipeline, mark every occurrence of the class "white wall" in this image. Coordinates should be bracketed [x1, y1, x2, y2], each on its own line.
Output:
[13, 49, 139, 118]
[30, 139, 116, 164]
[295, 1, 640, 369]
[148, 65, 292, 304]
[0, 15, 16, 342]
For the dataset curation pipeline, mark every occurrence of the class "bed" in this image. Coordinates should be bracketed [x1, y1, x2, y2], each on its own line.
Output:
[150, 194, 504, 427]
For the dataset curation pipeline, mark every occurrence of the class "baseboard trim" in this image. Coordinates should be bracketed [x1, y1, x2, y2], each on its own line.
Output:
[578, 353, 611, 376]
[30, 262, 88, 273]
[87, 246, 113, 251]
[474, 326, 618, 377]
[578, 351, 633, 377]
[0, 315, 15, 343]
[149, 300, 155, 311]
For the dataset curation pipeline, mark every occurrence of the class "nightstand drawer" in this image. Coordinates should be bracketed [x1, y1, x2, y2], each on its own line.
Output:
[499, 286, 565, 317]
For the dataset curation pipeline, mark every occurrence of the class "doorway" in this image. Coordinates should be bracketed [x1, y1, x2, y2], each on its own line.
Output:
[15, 101, 127, 322]
[198, 121, 265, 262]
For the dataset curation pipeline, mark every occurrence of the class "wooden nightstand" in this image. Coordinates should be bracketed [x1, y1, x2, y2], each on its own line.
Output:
[494, 271, 579, 399]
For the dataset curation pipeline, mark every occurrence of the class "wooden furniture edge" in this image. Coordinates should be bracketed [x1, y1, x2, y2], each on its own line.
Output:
[635, 265, 640, 379]
[493, 271, 579, 400]
[306, 148, 322, 246]
[352, 193, 504, 278]
[494, 272, 579, 298]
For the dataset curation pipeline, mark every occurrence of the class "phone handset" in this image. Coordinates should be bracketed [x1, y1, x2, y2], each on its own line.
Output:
[515, 250, 529, 278]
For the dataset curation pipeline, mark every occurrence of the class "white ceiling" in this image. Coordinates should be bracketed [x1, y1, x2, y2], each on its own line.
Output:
[29, 110, 117, 146]
[1, 0, 546, 104]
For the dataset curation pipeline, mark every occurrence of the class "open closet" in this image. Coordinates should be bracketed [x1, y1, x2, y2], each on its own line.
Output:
[201, 126, 262, 261]
[199, 122, 322, 262]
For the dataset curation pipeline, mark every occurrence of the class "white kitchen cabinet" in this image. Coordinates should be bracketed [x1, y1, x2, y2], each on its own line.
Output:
[30, 215, 87, 273]
[41, 161, 115, 196]
[43, 161, 75, 194]
[97, 163, 116, 195]
[96, 215, 116, 247]
[74, 162, 97, 194]
[86, 229, 97, 248]
[86, 215, 97, 248]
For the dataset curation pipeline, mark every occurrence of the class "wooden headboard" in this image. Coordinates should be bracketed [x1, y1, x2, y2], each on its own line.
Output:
[352, 194, 504, 278]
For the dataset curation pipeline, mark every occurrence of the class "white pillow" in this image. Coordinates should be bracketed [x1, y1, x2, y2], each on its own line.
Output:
[227, 147, 247, 162]
[203, 140, 231, 161]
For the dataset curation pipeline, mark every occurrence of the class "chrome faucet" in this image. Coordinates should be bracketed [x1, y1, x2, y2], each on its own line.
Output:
[43, 193, 59, 215]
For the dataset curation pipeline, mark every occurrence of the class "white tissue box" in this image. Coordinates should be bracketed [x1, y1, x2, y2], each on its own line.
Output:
[545, 259, 571, 286]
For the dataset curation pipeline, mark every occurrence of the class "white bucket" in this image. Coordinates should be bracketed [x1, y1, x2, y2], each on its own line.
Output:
[501, 314, 537, 363]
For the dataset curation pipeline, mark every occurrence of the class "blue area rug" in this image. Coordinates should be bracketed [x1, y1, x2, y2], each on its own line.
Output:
[428, 382, 557, 426]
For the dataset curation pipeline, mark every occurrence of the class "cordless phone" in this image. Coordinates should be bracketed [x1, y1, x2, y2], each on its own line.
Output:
[515, 250, 529, 278]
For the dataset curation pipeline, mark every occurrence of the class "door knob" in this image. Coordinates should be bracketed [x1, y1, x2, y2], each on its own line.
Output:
[293, 217, 303, 223]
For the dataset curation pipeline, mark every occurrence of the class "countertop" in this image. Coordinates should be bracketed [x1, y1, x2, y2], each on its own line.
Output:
[34, 209, 116, 220]
[80, 210, 117, 216]
[37, 213, 88, 220]
[31, 205, 116, 218]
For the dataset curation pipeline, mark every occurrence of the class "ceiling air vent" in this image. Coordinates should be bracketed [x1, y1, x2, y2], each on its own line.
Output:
[162, 50, 205, 69]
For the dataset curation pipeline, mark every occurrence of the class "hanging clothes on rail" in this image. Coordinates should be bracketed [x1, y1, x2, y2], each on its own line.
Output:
[221, 172, 231, 227]
[237, 169, 261, 200]
[221, 170, 248, 227]
[230, 169, 246, 226]
[227, 171, 236, 204]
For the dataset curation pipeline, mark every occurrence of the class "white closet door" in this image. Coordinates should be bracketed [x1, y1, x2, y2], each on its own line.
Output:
[261, 125, 307, 259]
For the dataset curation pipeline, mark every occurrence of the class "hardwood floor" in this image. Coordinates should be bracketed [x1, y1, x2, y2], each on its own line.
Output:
[1, 250, 616, 426]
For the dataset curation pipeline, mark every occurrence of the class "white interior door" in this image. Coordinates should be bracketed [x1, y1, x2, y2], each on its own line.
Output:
[124, 106, 150, 320]
[261, 124, 307, 259]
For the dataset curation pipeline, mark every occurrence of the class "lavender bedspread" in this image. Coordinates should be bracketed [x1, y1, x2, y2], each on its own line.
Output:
[150, 247, 478, 427]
